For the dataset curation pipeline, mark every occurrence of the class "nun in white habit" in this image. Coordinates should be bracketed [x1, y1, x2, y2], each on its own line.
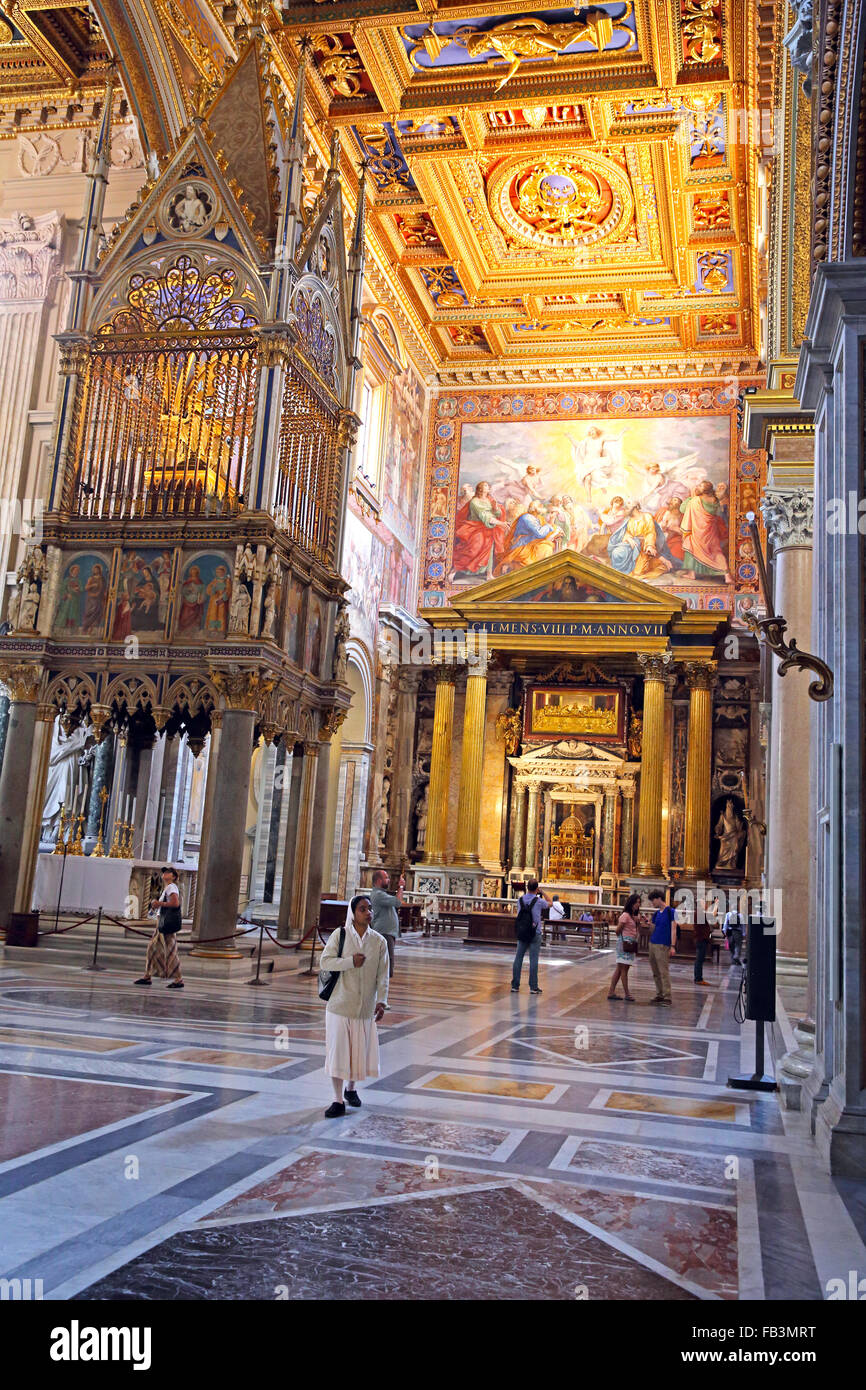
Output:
[320, 893, 389, 1118]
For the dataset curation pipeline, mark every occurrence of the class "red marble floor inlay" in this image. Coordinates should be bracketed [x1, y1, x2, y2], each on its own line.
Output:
[0, 1070, 189, 1162]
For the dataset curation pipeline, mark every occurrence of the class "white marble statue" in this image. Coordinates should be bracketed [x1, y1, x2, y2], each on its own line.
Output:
[229, 581, 252, 635]
[261, 581, 278, 639]
[171, 183, 209, 232]
[41, 723, 88, 840]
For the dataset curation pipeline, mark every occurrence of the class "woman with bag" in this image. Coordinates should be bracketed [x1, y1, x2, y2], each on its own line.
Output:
[319, 894, 389, 1118]
[608, 893, 641, 1002]
[134, 866, 184, 989]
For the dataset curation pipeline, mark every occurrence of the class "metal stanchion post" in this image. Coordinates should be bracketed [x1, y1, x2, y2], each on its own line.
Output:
[85, 906, 106, 972]
[248, 919, 268, 987]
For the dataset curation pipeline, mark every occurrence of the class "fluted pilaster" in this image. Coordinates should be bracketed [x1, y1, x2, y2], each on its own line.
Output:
[634, 651, 672, 877]
[454, 658, 488, 864]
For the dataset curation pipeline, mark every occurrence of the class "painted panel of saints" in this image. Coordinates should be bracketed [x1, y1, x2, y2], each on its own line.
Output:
[449, 416, 731, 590]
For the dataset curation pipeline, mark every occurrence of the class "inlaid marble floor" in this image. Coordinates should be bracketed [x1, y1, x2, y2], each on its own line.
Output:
[0, 941, 864, 1301]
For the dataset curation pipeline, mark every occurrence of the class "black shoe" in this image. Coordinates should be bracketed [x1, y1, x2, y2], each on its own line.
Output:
[133, 977, 152, 986]
[511, 984, 519, 992]
[325, 1101, 346, 1119]
[167, 981, 184, 989]
[530, 988, 543, 995]
[344, 1089, 361, 1108]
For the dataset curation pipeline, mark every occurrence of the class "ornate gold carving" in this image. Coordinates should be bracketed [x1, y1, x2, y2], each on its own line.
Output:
[319, 707, 347, 741]
[638, 651, 673, 682]
[684, 660, 717, 691]
[495, 706, 522, 755]
[313, 35, 364, 99]
[0, 662, 43, 703]
[210, 668, 276, 712]
[88, 703, 113, 744]
[681, 0, 723, 66]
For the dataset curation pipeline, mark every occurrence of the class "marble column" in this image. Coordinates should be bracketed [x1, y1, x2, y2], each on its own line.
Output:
[454, 656, 488, 865]
[277, 746, 305, 940]
[634, 651, 672, 879]
[620, 787, 635, 875]
[386, 669, 420, 863]
[85, 736, 114, 846]
[601, 787, 618, 874]
[302, 730, 335, 939]
[106, 730, 129, 842]
[192, 674, 267, 953]
[510, 779, 527, 873]
[0, 664, 42, 927]
[191, 720, 221, 938]
[422, 665, 456, 864]
[286, 742, 320, 940]
[14, 703, 55, 914]
[525, 781, 541, 876]
[683, 661, 716, 879]
[761, 485, 814, 962]
[133, 733, 166, 860]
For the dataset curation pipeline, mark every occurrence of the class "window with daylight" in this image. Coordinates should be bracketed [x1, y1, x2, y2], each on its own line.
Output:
[355, 378, 385, 491]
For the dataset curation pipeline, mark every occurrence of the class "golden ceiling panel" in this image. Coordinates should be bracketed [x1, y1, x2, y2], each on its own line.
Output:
[273, 0, 764, 382]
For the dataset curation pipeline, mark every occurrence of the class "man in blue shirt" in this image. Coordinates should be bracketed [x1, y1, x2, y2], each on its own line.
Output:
[648, 889, 676, 1005]
[511, 879, 550, 995]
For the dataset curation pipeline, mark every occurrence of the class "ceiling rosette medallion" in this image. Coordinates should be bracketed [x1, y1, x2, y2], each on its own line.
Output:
[488, 152, 633, 253]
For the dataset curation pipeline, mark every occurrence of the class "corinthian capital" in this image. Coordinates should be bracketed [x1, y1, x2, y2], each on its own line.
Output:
[638, 650, 672, 682]
[761, 486, 814, 550]
[0, 661, 43, 702]
[210, 667, 276, 713]
[684, 660, 717, 691]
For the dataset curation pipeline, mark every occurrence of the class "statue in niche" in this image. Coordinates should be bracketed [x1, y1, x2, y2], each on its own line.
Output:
[714, 798, 747, 870]
[237, 543, 256, 581]
[372, 775, 391, 853]
[261, 581, 279, 639]
[414, 785, 429, 852]
[229, 580, 251, 635]
[332, 605, 350, 682]
[168, 183, 211, 233]
[627, 710, 643, 759]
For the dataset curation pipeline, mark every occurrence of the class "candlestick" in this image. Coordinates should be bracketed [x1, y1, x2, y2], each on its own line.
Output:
[108, 818, 123, 858]
[93, 786, 109, 857]
[53, 804, 68, 854]
[122, 821, 134, 857]
[130, 796, 137, 828]
[69, 813, 85, 856]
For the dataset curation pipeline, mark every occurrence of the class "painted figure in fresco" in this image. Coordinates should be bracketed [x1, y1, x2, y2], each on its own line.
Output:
[608, 505, 674, 581]
[178, 565, 206, 632]
[680, 479, 731, 581]
[714, 798, 746, 870]
[205, 564, 232, 633]
[493, 501, 561, 576]
[81, 562, 107, 634]
[450, 480, 506, 578]
[305, 603, 322, 673]
[286, 584, 302, 660]
[131, 567, 160, 631]
[55, 564, 83, 632]
[569, 424, 628, 502]
[153, 551, 173, 623]
[657, 498, 686, 563]
[636, 459, 692, 513]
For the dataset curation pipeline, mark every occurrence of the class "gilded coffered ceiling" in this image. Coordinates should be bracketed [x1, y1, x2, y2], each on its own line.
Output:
[275, 0, 770, 384]
[0, 1, 773, 385]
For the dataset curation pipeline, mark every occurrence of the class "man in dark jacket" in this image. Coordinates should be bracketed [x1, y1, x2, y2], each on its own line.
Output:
[511, 879, 551, 995]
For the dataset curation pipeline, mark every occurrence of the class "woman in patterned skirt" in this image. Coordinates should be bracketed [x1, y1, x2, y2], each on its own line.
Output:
[134, 866, 184, 989]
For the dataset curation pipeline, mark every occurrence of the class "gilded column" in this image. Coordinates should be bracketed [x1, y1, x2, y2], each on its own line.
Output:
[525, 781, 541, 876]
[634, 651, 672, 878]
[511, 778, 527, 872]
[454, 655, 488, 864]
[683, 661, 716, 878]
[422, 664, 456, 864]
[0, 664, 43, 927]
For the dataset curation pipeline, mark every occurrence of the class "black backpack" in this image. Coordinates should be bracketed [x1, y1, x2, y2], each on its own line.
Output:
[515, 895, 539, 944]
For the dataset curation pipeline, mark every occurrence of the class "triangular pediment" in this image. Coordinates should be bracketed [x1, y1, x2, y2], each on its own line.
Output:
[203, 39, 278, 245]
[448, 550, 685, 620]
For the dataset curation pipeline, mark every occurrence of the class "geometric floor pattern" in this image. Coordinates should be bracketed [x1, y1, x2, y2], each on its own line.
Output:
[1, 938, 864, 1300]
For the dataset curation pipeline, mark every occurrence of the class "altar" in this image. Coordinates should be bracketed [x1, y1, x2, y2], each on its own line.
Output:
[32, 855, 197, 919]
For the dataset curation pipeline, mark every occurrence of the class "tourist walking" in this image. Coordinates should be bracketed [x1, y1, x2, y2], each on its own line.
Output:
[369, 867, 403, 979]
[608, 893, 641, 1001]
[694, 916, 713, 986]
[723, 905, 745, 965]
[134, 866, 184, 989]
[320, 894, 389, 1118]
[647, 888, 676, 1005]
[511, 879, 550, 995]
